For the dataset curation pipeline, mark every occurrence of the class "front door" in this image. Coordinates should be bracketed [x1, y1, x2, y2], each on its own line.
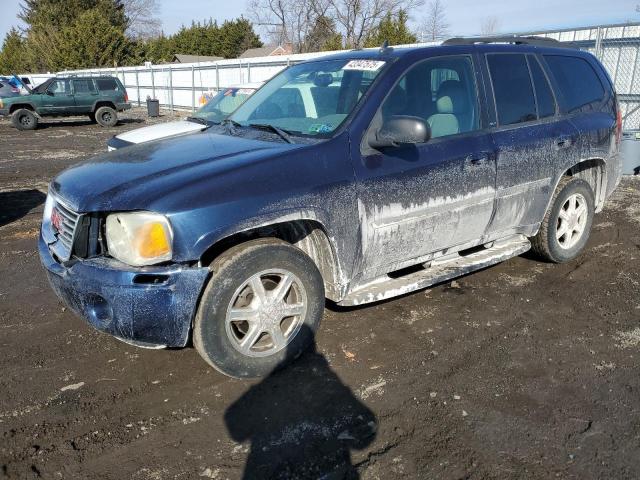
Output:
[71, 78, 98, 114]
[353, 55, 497, 278]
[41, 79, 73, 115]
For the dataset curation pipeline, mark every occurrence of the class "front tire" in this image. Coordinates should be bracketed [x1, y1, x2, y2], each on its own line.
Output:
[193, 238, 325, 378]
[12, 109, 38, 130]
[531, 176, 595, 263]
[95, 106, 117, 127]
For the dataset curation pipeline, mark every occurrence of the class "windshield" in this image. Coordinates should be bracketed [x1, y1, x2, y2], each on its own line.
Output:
[193, 87, 256, 122]
[229, 58, 386, 136]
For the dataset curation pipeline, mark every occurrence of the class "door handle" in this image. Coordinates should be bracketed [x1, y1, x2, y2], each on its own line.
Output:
[465, 153, 491, 166]
[556, 136, 574, 149]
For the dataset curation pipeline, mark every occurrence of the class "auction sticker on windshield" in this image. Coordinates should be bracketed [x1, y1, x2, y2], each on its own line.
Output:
[343, 60, 385, 71]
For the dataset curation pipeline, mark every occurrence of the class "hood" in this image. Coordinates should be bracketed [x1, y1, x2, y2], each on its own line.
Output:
[52, 132, 302, 212]
[115, 120, 205, 144]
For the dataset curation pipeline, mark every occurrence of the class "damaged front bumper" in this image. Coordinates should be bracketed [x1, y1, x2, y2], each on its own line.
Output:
[39, 233, 209, 348]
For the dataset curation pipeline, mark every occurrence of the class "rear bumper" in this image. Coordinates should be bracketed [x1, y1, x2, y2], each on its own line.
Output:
[117, 103, 132, 112]
[39, 232, 209, 347]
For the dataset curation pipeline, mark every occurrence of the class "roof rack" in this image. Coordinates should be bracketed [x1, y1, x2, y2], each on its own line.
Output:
[443, 35, 570, 48]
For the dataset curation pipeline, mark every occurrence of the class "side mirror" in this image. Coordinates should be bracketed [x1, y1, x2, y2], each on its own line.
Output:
[369, 115, 430, 149]
[46, 90, 54, 96]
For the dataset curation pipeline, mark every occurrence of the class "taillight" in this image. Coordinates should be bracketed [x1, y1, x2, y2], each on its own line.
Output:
[124, 90, 129, 103]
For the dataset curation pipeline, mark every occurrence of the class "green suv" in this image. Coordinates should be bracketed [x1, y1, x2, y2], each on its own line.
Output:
[0, 76, 130, 130]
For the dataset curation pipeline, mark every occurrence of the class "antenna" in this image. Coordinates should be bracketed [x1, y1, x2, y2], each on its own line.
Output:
[380, 40, 393, 54]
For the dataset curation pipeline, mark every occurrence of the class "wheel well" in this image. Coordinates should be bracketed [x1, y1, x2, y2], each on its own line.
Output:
[200, 220, 343, 301]
[9, 104, 34, 114]
[564, 159, 607, 211]
[93, 101, 116, 112]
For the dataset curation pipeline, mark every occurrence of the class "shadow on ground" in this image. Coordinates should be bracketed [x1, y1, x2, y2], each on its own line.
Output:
[225, 326, 377, 480]
[0, 189, 46, 228]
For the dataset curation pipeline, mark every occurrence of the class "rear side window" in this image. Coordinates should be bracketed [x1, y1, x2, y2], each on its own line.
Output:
[528, 56, 556, 118]
[544, 55, 605, 113]
[73, 78, 96, 94]
[487, 54, 537, 126]
[95, 78, 119, 92]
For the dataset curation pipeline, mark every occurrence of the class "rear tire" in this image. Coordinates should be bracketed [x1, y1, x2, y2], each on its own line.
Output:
[193, 238, 325, 378]
[95, 106, 117, 127]
[531, 176, 595, 263]
[12, 109, 38, 130]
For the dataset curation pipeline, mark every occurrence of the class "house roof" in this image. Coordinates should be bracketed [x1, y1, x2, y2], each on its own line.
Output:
[239, 45, 290, 59]
[172, 54, 224, 63]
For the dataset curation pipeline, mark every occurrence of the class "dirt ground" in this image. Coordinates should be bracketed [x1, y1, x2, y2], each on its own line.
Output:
[1, 109, 639, 480]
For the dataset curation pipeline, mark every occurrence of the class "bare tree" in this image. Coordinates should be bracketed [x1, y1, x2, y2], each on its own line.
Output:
[247, 0, 331, 52]
[124, 0, 161, 39]
[326, 0, 424, 49]
[480, 16, 501, 36]
[420, 0, 449, 42]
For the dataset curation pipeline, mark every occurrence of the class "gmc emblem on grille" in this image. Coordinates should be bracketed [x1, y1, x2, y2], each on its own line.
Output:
[51, 207, 63, 233]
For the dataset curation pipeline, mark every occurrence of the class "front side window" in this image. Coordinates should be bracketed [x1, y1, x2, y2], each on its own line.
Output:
[73, 79, 96, 94]
[544, 55, 605, 113]
[380, 56, 480, 139]
[194, 88, 256, 122]
[487, 54, 537, 126]
[47, 79, 71, 95]
[229, 59, 385, 136]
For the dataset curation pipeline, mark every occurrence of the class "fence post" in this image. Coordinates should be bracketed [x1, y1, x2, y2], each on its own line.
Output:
[215, 64, 219, 91]
[151, 66, 155, 100]
[135, 69, 140, 107]
[191, 65, 195, 113]
[595, 26, 603, 60]
[247, 61, 251, 83]
[168, 66, 174, 113]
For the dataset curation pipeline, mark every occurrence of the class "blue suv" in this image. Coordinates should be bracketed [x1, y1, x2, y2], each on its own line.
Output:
[40, 37, 623, 377]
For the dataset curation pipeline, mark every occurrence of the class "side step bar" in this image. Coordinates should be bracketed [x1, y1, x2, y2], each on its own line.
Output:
[339, 235, 531, 306]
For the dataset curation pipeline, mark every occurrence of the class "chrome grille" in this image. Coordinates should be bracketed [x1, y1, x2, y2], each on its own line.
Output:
[43, 193, 82, 262]
[53, 200, 80, 252]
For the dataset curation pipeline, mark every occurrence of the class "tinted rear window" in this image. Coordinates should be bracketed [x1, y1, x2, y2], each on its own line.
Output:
[487, 54, 537, 126]
[528, 56, 556, 119]
[95, 78, 119, 92]
[544, 55, 605, 113]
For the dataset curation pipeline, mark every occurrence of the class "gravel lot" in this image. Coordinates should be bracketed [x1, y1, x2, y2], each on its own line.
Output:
[1, 109, 639, 480]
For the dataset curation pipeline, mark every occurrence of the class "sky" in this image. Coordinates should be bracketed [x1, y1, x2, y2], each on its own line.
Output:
[1, 0, 638, 44]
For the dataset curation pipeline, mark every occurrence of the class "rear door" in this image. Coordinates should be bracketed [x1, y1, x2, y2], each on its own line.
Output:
[354, 54, 497, 277]
[71, 78, 98, 113]
[484, 52, 581, 237]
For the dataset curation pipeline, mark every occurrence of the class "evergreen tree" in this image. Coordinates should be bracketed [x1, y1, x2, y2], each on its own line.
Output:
[305, 15, 343, 52]
[0, 28, 28, 74]
[364, 10, 417, 48]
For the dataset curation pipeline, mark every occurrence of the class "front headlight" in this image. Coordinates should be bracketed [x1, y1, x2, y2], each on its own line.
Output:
[105, 212, 173, 266]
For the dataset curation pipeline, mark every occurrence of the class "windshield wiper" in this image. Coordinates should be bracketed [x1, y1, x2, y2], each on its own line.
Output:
[186, 116, 209, 125]
[221, 118, 242, 128]
[248, 123, 293, 143]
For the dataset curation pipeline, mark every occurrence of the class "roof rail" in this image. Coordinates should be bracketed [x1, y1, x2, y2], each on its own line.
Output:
[443, 35, 571, 48]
